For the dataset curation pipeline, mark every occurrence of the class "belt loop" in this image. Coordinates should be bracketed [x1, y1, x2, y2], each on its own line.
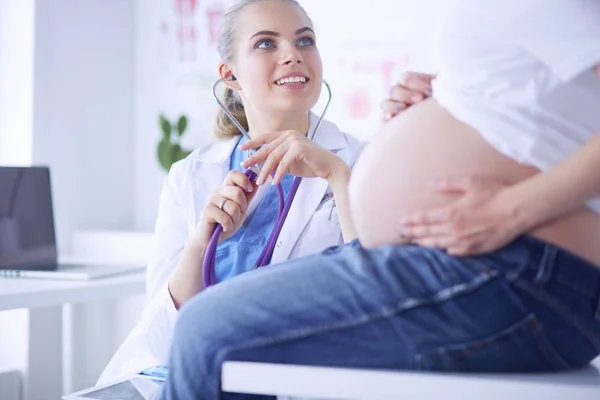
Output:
[534, 245, 556, 285]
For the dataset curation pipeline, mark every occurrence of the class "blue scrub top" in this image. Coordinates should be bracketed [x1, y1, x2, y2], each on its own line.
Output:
[215, 136, 293, 282]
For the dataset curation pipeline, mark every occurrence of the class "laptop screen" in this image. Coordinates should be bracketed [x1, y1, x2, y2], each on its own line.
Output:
[0, 167, 58, 270]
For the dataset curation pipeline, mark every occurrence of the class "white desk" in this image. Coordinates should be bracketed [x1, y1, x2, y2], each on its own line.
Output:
[223, 359, 600, 399]
[0, 270, 146, 400]
[0, 271, 145, 312]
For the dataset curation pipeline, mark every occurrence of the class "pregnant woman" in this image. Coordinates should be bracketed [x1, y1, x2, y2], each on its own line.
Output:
[160, 1, 600, 399]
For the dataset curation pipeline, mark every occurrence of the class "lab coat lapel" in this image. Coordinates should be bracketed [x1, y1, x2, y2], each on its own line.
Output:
[271, 114, 348, 263]
[270, 176, 329, 263]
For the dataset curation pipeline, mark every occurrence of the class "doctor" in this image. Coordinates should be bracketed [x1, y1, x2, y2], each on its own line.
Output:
[98, 0, 363, 384]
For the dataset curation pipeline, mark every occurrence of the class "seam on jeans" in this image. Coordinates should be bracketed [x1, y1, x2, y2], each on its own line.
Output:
[528, 313, 573, 370]
[534, 245, 556, 286]
[513, 279, 600, 353]
[414, 313, 571, 371]
[553, 275, 598, 300]
[215, 269, 499, 397]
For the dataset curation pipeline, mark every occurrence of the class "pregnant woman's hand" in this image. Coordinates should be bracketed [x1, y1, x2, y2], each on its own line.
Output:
[381, 72, 435, 122]
[398, 176, 521, 256]
[240, 130, 349, 186]
[192, 171, 258, 247]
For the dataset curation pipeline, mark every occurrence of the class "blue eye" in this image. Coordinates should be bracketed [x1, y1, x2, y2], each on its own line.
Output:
[297, 37, 314, 47]
[256, 39, 275, 49]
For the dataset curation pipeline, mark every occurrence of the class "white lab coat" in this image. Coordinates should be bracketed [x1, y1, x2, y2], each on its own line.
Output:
[98, 113, 364, 385]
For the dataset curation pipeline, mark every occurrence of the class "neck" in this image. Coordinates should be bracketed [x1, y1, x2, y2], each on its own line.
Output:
[245, 110, 311, 138]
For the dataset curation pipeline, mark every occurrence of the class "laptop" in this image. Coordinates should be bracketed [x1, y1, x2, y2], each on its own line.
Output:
[0, 166, 145, 280]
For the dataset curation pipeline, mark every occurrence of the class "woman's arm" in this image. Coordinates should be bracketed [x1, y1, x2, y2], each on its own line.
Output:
[398, 132, 600, 255]
[327, 162, 357, 242]
[509, 67, 600, 231]
[169, 170, 258, 308]
[168, 241, 207, 309]
[509, 130, 600, 232]
[241, 131, 358, 243]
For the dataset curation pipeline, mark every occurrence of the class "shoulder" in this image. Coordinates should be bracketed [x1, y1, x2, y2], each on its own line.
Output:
[169, 138, 239, 176]
[324, 120, 366, 167]
[340, 130, 366, 155]
[164, 137, 238, 193]
[315, 116, 365, 155]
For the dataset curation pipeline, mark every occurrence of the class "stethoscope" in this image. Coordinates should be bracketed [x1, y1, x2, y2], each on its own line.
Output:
[202, 76, 333, 288]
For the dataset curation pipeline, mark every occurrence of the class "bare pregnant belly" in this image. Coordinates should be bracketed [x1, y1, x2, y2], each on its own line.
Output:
[350, 99, 600, 267]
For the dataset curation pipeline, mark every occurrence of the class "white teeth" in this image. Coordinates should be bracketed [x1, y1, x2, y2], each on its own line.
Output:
[276, 76, 307, 85]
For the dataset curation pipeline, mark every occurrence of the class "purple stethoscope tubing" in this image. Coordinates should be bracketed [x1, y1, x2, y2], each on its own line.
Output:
[202, 77, 332, 288]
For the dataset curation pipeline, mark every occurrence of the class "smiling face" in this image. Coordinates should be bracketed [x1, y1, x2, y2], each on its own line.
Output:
[219, 0, 323, 115]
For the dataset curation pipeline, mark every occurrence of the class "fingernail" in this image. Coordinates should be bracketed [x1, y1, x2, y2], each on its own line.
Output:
[411, 94, 423, 103]
[395, 104, 405, 113]
[425, 89, 432, 96]
[246, 184, 253, 192]
[240, 161, 247, 168]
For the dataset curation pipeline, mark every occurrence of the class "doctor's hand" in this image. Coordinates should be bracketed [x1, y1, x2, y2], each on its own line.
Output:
[240, 130, 350, 186]
[398, 176, 522, 256]
[193, 171, 258, 246]
[382, 72, 436, 122]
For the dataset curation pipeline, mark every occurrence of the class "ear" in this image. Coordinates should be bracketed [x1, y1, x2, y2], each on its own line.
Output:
[218, 62, 240, 91]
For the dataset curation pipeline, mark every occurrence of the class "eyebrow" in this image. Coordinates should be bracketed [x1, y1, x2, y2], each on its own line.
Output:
[249, 27, 314, 40]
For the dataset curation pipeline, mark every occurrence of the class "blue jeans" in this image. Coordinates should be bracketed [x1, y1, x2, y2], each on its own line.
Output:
[159, 235, 600, 400]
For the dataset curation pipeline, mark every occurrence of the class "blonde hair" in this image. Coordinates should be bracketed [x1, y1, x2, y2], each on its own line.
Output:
[213, 0, 313, 139]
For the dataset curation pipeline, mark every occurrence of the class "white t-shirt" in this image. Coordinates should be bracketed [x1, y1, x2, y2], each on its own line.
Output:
[432, 0, 600, 213]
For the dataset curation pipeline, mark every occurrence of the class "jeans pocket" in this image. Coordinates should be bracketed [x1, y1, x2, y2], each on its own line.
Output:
[415, 313, 571, 372]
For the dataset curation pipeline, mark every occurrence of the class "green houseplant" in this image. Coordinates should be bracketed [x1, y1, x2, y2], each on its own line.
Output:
[157, 113, 193, 172]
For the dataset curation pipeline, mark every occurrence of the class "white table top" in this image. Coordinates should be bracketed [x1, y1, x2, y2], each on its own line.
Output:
[223, 359, 600, 400]
[0, 270, 146, 311]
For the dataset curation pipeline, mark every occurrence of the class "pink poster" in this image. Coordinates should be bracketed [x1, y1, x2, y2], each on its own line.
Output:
[173, 0, 199, 62]
[335, 53, 410, 120]
[206, 0, 225, 47]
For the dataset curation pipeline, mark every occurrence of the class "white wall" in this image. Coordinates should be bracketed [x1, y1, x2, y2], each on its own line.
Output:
[0, 3, 37, 399]
[31, 0, 137, 392]
[33, 0, 136, 253]
[0, 0, 35, 165]
[1, 1, 137, 397]
[132, 0, 441, 231]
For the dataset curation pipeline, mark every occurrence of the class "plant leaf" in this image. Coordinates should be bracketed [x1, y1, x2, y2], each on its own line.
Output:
[157, 138, 172, 172]
[172, 145, 192, 163]
[177, 115, 188, 137]
[178, 148, 192, 161]
[160, 114, 171, 139]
